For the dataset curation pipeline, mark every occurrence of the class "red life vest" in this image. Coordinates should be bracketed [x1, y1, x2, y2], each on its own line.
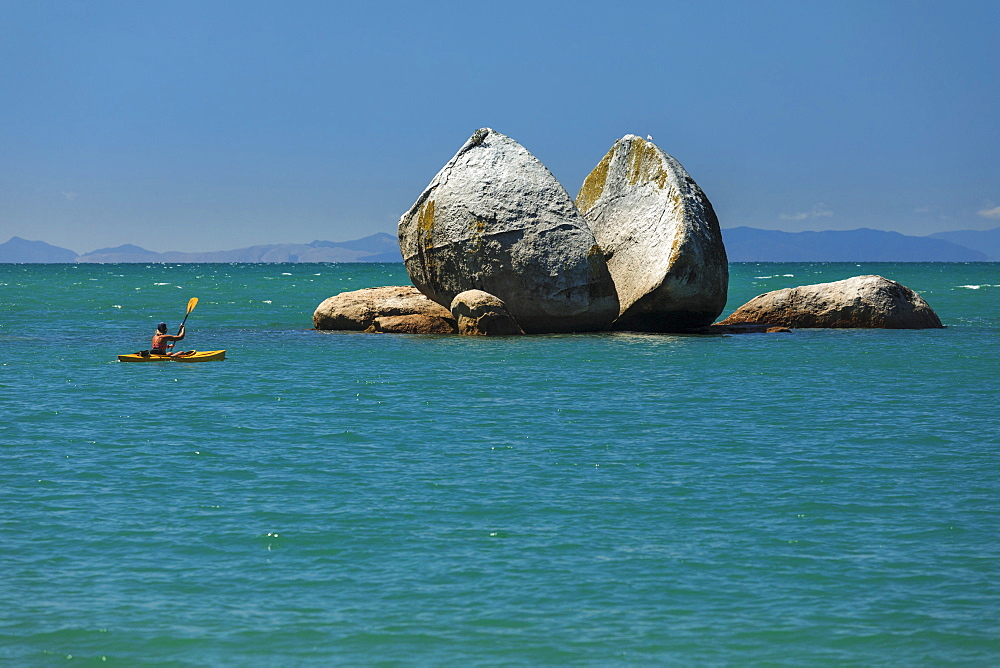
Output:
[151, 332, 172, 352]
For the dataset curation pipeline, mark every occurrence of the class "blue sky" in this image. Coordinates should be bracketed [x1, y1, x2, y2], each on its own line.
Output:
[1, 0, 997, 253]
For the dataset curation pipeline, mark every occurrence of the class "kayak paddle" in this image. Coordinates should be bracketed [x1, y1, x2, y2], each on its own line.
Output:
[179, 297, 198, 333]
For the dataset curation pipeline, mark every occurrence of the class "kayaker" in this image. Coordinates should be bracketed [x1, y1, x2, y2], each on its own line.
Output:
[151, 322, 185, 356]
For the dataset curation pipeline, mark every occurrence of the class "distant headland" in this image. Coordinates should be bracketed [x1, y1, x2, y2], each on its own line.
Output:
[1, 226, 998, 264]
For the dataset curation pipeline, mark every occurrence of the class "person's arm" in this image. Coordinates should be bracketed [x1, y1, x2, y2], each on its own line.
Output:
[164, 325, 186, 342]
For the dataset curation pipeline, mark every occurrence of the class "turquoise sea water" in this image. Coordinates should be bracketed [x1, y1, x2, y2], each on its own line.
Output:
[2, 262, 998, 665]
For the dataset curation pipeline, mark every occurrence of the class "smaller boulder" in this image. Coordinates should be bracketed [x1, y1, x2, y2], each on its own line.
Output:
[365, 314, 457, 334]
[450, 290, 523, 336]
[313, 285, 454, 331]
[719, 275, 943, 329]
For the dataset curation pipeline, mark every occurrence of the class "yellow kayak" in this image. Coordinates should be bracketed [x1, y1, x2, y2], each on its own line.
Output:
[118, 350, 226, 363]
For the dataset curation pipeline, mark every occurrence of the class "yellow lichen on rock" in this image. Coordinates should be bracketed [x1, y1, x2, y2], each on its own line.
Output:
[626, 138, 649, 185]
[652, 167, 669, 189]
[626, 138, 669, 189]
[417, 199, 436, 251]
[467, 217, 487, 254]
[576, 151, 612, 214]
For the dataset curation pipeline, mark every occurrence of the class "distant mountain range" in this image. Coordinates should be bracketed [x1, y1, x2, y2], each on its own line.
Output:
[0, 235, 80, 263]
[1, 227, 998, 263]
[0, 233, 404, 263]
[721, 227, 998, 262]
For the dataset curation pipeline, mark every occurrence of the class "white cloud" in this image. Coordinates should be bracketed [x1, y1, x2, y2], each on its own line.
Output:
[977, 205, 1000, 219]
[780, 203, 832, 221]
[62, 191, 77, 201]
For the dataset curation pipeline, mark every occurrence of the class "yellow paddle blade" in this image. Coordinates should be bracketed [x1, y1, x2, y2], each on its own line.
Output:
[186, 297, 199, 315]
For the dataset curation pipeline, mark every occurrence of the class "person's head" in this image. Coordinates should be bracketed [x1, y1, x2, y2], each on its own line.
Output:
[157, 322, 168, 333]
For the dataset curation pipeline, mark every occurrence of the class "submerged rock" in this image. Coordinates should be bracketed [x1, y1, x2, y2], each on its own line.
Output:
[450, 289, 523, 336]
[719, 275, 943, 329]
[691, 323, 793, 335]
[398, 128, 619, 333]
[576, 135, 728, 331]
[313, 285, 455, 331]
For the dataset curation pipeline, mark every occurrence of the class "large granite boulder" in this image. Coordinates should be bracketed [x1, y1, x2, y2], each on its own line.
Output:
[313, 285, 455, 331]
[576, 135, 728, 331]
[719, 275, 943, 329]
[398, 128, 619, 334]
[450, 289, 523, 336]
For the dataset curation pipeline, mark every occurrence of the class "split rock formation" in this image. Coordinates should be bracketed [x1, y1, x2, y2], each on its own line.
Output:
[316, 130, 942, 337]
